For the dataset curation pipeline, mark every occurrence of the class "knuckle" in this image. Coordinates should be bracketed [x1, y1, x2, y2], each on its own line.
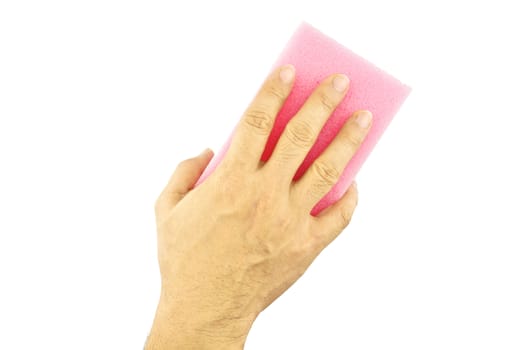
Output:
[177, 158, 193, 170]
[265, 84, 287, 101]
[317, 90, 337, 113]
[343, 131, 364, 150]
[312, 161, 340, 187]
[285, 120, 316, 148]
[243, 108, 274, 134]
[154, 195, 166, 213]
[339, 209, 353, 230]
[154, 197, 161, 212]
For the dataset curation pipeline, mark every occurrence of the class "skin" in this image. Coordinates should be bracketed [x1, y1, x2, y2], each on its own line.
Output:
[145, 64, 372, 349]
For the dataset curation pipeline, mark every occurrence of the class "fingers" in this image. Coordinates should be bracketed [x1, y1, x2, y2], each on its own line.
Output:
[308, 182, 359, 250]
[292, 110, 372, 211]
[223, 64, 295, 170]
[266, 74, 350, 181]
[155, 148, 214, 214]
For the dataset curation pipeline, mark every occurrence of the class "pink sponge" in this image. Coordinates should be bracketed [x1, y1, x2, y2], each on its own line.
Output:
[196, 22, 411, 215]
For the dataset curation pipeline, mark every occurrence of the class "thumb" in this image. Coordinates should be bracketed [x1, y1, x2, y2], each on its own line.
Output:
[156, 148, 214, 212]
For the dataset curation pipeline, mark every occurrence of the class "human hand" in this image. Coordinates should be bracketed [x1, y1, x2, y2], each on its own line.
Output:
[145, 65, 372, 349]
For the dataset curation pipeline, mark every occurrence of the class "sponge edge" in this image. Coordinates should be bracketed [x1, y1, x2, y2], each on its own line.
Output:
[196, 22, 411, 215]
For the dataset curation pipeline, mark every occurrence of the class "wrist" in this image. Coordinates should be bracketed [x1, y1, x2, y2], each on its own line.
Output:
[146, 325, 247, 350]
[145, 294, 255, 350]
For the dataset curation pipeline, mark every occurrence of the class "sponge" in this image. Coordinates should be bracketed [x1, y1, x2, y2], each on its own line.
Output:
[196, 22, 411, 215]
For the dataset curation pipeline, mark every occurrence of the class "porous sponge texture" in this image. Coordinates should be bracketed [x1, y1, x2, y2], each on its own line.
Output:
[196, 22, 411, 215]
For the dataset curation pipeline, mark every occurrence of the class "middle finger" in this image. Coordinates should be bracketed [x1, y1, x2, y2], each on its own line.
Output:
[265, 74, 350, 182]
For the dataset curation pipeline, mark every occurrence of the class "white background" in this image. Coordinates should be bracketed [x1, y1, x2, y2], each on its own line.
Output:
[1, 0, 524, 349]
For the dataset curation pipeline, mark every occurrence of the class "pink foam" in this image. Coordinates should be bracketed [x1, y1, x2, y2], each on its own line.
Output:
[196, 22, 411, 215]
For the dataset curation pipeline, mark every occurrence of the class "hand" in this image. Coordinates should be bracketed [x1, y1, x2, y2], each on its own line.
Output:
[145, 64, 372, 349]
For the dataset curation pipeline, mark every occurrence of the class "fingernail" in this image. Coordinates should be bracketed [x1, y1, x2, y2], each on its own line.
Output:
[279, 65, 295, 84]
[356, 111, 372, 128]
[332, 74, 349, 92]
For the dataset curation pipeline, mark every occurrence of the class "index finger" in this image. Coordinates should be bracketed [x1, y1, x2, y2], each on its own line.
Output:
[222, 64, 295, 170]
